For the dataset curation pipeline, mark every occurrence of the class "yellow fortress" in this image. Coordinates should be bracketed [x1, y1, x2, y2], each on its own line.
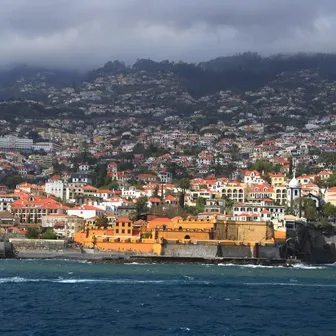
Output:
[74, 215, 280, 259]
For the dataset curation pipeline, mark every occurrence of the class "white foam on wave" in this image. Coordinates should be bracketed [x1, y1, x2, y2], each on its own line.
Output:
[179, 327, 191, 331]
[218, 263, 277, 269]
[0, 277, 195, 285]
[0, 277, 41, 283]
[217, 263, 325, 270]
[125, 262, 149, 265]
[71, 260, 93, 264]
[56, 279, 169, 284]
[292, 264, 325, 270]
[243, 282, 336, 287]
[324, 262, 336, 267]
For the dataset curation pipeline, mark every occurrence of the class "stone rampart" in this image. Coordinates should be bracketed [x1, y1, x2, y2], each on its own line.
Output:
[163, 243, 218, 258]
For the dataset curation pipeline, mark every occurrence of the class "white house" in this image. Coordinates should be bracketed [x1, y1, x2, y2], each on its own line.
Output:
[67, 203, 104, 219]
[121, 186, 144, 199]
[45, 179, 66, 200]
[244, 170, 265, 185]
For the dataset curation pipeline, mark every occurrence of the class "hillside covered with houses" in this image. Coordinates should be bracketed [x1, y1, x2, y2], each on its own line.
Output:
[0, 53, 335, 241]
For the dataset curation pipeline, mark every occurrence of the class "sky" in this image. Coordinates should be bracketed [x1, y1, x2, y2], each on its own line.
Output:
[2, 0, 336, 70]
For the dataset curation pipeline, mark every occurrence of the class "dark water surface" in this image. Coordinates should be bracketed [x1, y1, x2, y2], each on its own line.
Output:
[0, 260, 335, 336]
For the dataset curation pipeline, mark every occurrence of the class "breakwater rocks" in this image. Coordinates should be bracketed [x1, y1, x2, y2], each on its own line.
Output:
[94, 256, 297, 267]
[14, 249, 298, 267]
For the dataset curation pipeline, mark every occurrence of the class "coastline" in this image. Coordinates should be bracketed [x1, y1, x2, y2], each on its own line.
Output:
[13, 249, 301, 266]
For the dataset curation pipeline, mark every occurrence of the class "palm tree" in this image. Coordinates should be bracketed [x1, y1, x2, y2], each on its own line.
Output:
[94, 215, 109, 229]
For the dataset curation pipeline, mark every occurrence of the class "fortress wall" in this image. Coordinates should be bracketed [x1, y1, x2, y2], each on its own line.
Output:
[163, 243, 256, 258]
[219, 245, 252, 258]
[163, 243, 218, 258]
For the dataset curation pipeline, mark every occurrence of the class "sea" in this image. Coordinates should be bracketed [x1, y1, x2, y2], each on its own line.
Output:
[0, 260, 336, 336]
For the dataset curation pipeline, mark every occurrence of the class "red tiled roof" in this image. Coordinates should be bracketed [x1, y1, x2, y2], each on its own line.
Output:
[116, 217, 132, 223]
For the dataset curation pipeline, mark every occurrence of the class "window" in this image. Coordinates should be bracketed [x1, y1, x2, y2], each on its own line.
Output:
[122, 229, 125, 234]
[128, 223, 131, 227]
[127, 230, 131, 234]
[122, 223, 125, 227]
[116, 229, 119, 234]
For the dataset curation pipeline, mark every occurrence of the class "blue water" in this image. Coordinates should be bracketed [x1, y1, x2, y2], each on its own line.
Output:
[0, 260, 336, 336]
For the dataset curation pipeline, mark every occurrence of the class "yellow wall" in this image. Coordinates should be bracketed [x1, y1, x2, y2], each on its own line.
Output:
[157, 229, 211, 241]
[86, 241, 160, 254]
[169, 218, 215, 230]
[215, 220, 274, 243]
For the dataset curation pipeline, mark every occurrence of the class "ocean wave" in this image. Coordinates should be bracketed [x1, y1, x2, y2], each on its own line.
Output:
[217, 263, 325, 269]
[0, 277, 201, 285]
[0, 277, 42, 283]
[243, 282, 336, 287]
[292, 264, 325, 270]
[218, 263, 278, 269]
[56, 279, 170, 284]
[124, 262, 149, 265]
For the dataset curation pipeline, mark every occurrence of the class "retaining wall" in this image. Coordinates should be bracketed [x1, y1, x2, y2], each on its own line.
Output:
[9, 239, 66, 251]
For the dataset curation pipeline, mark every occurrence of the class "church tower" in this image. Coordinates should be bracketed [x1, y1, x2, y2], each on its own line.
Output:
[287, 169, 301, 214]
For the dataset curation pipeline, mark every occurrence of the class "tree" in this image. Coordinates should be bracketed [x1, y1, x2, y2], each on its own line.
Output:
[150, 204, 188, 219]
[177, 178, 191, 208]
[211, 163, 235, 178]
[318, 152, 336, 169]
[321, 172, 336, 189]
[26, 228, 39, 239]
[129, 212, 138, 222]
[94, 214, 109, 229]
[153, 184, 159, 198]
[295, 162, 318, 177]
[136, 196, 148, 215]
[94, 164, 108, 188]
[195, 197, 206, 213]
[40, 228, 57, 240]
[133, 143, 146, 155]
[292, 197, 318, 221]
[1, 174, 24, 190]
[178, 178, 191, 192]
[166, 162, 189, 179]
[117, 162, 134, 171]
[288, 157, 293, 178]
[229, 144, 240, 161]
[322, 203, 336, 224]
[221, 195, 234, 213]
[250, 160, 275, 174]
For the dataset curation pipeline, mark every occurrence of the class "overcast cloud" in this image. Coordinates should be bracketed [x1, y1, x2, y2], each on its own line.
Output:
[1, 0, 336, 70]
